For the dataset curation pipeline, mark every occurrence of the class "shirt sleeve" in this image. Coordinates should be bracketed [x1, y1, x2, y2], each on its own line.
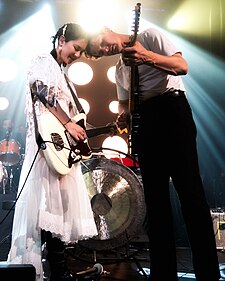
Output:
[139, 28, 182, 56]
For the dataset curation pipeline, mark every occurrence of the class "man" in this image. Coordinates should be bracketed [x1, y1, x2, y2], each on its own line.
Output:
[85, 26, 221, 281]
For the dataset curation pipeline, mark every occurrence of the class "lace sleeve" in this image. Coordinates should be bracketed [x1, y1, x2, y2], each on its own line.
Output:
[26, 54, 67, 116]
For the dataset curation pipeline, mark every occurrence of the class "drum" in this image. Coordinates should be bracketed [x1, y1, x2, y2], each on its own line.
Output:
[0, 161, 8, 194]
[0, 139, 21, 166]
[79, 156, 146, 250]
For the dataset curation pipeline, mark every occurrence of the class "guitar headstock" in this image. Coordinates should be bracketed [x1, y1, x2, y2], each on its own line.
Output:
[130, 3, 141, 46]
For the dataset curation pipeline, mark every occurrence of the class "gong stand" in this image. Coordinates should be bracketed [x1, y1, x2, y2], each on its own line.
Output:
[66, 156, 148, 278]
[66, 239, 148, 280]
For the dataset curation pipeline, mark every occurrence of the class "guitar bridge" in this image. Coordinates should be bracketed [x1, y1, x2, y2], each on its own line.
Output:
[51, 133, 64, 151]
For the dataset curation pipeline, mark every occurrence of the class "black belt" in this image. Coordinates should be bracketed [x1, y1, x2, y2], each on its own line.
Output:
[163, 90, 186, 97]
[140, 90, 186, 109]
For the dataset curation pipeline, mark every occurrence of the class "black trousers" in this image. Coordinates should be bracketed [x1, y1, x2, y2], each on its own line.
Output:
[137, 93, 220, 281]
[42, 230, 68, 281]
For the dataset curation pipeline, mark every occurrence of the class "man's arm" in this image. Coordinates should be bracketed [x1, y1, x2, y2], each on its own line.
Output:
[122, 41, 188, 76]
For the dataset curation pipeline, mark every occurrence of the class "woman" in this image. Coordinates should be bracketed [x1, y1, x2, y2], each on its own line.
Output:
[7, 23, 98, 281]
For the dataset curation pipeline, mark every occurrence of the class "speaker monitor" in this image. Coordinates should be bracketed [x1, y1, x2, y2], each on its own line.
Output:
[0, 263, 36, 281]
[0, 194, 16, 261]
[210, 209, 225, 249]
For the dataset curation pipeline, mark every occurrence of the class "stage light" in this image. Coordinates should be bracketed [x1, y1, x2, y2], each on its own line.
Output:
[107, 66, 116, 83]
[0, 97, 9, 110]
[68, 62, 93, 85]
[77, 0, 118, 32]
[0, 58, 18, 82]
[168, 16, 185, 30]
[79, 98, 90, 114]
[109, 100, 118, 114]
[166, 0, 214, 36]
[101, 136, 128, 159]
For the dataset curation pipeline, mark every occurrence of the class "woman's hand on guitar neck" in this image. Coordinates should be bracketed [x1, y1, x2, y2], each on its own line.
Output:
[64, 121, 86, 142]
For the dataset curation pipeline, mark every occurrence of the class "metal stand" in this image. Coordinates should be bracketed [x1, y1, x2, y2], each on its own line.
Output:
[9, 168, 13, 193]
[66, 239, 149, 279]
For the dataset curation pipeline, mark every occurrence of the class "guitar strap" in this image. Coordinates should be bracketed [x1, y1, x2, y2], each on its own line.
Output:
[30, 89, 46, 149]
[64, 73, 85, 114]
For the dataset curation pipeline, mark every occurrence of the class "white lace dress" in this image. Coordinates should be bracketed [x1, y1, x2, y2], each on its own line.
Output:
[7, 54, 98, 281]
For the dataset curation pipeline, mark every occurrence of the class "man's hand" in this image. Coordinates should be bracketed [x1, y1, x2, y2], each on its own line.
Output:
[116, 112, 130, 134]
[122, 41, 147, 66]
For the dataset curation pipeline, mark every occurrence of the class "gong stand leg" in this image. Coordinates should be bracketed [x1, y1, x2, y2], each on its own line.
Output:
[121, 240, 148, 278]
[91, 242, 148, 278]
[93, 250, 97, 263]
[122, 231, 148, 278]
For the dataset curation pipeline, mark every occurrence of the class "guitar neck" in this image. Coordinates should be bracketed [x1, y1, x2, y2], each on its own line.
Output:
[128, 2, 141, 114]
[86, 123, 117, 138]
[129, 65, 139, 114]
[128, 3, 141, 159]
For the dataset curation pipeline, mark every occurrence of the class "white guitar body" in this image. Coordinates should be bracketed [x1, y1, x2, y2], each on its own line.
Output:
[38, 111, 92, 176]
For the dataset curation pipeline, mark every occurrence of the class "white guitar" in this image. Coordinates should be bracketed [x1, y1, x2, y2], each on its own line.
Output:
[38, 111, 117, 176]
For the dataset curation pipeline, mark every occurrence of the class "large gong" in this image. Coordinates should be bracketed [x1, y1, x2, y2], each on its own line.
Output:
[79, 156, 146, 250]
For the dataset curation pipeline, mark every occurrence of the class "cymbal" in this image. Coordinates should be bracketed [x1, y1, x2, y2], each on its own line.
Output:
[79, 156, 146, 250]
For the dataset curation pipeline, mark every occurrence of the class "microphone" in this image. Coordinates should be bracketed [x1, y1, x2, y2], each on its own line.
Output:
[76, 263, 103, 277]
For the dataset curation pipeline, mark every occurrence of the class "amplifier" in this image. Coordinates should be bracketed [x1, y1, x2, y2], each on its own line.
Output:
[0, 263, 36, 281]
[210, 209, 225, 249]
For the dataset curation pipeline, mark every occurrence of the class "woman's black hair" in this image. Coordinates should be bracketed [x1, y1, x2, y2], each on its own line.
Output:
[50, 23, 87, 60]
[50, 22, 102, 61]
[51, 23, 87, 48]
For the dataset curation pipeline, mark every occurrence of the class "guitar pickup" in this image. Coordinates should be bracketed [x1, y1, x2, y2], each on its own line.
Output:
[51, 133, 64, 151]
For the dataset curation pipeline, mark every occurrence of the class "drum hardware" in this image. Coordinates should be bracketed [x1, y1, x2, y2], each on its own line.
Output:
[0, 160, 22, 194]
[0, 161, 8, 194]
[19, 153, 25, 165]
[5, 165, 22, 194]
[9, 168, 14, 193]
[0, 139, 21, 166]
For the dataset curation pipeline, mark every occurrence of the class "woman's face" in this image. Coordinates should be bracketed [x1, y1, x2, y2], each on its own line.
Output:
[59, 38, 87, 65]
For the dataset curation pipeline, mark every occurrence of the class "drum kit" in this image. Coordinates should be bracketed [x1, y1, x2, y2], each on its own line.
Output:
[0, 138, 24, 194]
